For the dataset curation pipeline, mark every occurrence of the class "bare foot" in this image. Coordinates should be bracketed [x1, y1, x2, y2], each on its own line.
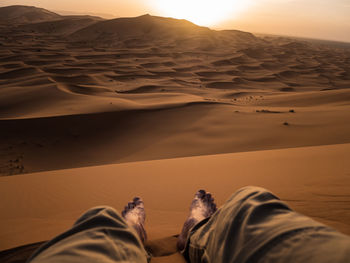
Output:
[122, 197, 147, 244]
[177, 190, 217, 251]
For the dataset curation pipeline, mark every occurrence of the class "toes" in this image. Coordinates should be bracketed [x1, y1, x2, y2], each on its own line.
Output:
[122, 197, 145, 219]
[199, 191, 217, 214]
[195, 190, 216, 207]
[133, 197, 144, 206]
[205, 193, 217, 211]
[211, 202, 217, 212]
[204, 193, 212, 202]
[127, 202, 135, 210]
[122, 197, 147, 242]
[196, 189, 206, 199]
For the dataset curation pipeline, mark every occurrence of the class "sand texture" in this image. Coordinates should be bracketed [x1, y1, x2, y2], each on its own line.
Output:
[1, 144, 350, 262]
[1, 10, 349, 176]
[0, 5, 350, 263]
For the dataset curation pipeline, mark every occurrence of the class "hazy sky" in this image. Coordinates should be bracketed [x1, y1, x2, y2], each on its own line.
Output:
[1, 0, 349, 42]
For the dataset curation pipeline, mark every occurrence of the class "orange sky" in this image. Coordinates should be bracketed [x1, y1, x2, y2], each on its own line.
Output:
[1, 0, 349, 42]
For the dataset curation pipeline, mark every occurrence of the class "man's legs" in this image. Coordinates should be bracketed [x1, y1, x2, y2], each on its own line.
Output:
[181, 186, 350, 263]
[27, 203, 149, 263]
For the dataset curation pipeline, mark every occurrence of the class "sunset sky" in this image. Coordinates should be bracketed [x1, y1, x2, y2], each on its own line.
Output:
[1, 0, 349, 42]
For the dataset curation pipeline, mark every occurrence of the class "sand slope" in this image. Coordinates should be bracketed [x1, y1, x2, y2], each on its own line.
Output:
[69, 14, 257, 49]
[16, 16, 103, 36]
[0, 12, 349, 176]
[0, 5, 61, 24]
[0, 144, 349, 261]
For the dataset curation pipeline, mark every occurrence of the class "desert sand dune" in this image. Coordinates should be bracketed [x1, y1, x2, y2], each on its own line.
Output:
[16, 17, 103, 36]
[69, 14, 258, 49]
[0, 10, 349, 175]
[1, 144, 350, 262]
[0, 5, 61, 24]
[0, 5, 350, 262]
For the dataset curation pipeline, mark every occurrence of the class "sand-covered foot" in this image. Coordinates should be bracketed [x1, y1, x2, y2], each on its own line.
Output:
[122, 197, 147, 244]
[177, 190, 217, 251]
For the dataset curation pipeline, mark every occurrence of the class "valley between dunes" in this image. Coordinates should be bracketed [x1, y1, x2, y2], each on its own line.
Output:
[0, 5, 350, 263]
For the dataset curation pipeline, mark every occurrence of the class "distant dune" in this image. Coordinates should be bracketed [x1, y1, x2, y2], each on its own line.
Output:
[69, 14, 257, 49]
[71, 14, 208, 41]
[0, 5, 61, 24]
[0, 5, 104, 36]
[0, 5, 349, 176]
[55, 10, 116, 19]
[16, 16, 104, 36]
[0, 5, 256, 49]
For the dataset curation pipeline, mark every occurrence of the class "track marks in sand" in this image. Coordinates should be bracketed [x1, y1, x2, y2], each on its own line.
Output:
[0, 148, 24, 176]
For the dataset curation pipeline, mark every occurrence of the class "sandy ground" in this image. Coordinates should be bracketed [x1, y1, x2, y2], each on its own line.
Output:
[1, 144, 350, 262]
[1, 11, 349, 176]
[0, 5, 350, 263]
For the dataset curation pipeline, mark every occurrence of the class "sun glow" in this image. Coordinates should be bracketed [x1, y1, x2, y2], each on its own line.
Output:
[150, 0, 252, 27]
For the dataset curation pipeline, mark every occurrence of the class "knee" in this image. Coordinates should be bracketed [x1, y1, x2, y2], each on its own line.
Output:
[232, 186, 273, 198]
[74, 206, 121, 225]
[225, 186, 279, 207]
[85, 206, 118, 217]
[237, 185, 268, 193]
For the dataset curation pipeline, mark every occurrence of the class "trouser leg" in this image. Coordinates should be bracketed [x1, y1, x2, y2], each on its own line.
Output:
[184, 186, 350, 263]
[27, 206, 149, 263]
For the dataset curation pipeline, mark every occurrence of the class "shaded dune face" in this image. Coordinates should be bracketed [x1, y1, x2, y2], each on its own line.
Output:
[16, 17, 103, 36]
[68, 14, 258, 49]
[0, 5, 61, 24]
[0, 5, 350, 176]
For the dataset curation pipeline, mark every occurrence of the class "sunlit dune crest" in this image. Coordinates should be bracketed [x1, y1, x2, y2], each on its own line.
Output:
[150, 0, 252, 26]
